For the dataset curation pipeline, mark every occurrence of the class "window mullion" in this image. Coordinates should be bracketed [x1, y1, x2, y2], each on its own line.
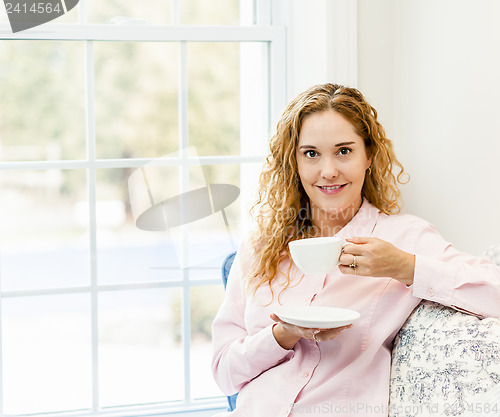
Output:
[84, 39, 100, 412]
[0, 258, 4, 416]
[78, 0, 87, 24]
[178, 39, 192, 404]
[269, 27, 287, 127]
[171, 0, 180, 25]
[0, 24, 282, 42]
[255, 0, 272, 25]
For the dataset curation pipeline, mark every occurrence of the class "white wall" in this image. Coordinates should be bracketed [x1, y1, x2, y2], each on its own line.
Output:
[284, 0, 357, 98]
[358, 0, 500, 254]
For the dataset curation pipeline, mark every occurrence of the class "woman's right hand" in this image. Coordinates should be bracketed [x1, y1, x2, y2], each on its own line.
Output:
[270, 313, 351, 350]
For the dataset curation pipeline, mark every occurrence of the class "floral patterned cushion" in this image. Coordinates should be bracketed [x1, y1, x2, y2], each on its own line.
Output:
[485, 244, 500, 267]
[389, 246, 500, 416]
[389, 300, 500, 417]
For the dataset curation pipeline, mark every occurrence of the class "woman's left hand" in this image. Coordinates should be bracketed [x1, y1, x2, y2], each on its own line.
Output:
[338, 237, 415, 286]
[270, 313, 352, 345]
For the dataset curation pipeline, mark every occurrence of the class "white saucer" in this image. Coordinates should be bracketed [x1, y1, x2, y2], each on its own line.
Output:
[274, 305, 360, 329]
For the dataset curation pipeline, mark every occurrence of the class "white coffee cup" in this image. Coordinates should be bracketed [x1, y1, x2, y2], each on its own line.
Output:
[288, 236, 344, 275]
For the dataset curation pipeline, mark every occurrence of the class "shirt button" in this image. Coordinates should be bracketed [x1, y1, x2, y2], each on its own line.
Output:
[303, 372, 309, 378]
[428, 288, 435, 297]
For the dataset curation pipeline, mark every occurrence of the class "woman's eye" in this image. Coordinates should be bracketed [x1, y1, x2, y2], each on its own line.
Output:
[304, 150, 318, 158]
[338, 147, 352, 156]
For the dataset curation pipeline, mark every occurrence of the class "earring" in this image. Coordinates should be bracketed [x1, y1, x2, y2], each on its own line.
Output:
[367, 166, 372, 176]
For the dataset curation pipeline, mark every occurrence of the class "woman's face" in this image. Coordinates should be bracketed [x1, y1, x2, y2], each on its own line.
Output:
[296, 110, 371, 230]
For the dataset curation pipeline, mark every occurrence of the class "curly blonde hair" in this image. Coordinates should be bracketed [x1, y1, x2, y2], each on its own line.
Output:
[248, 83, 408, 292]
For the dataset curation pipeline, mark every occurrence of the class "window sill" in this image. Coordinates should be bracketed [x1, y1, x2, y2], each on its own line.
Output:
[149, 408, 226, 416]
[8, 400, 228, 417]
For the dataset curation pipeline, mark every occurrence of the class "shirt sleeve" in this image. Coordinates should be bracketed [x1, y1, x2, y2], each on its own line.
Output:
[409, 219, 500, 318]
[211, 242, 294, 395]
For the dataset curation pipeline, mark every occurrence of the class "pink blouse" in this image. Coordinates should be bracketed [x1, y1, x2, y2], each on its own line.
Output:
[211, 200, 500, 416]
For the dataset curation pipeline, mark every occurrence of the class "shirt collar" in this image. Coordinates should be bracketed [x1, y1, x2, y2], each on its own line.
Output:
[335, 198, 380, 240]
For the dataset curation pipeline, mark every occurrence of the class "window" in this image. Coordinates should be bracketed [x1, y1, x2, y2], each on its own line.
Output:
[0, 1, 286, 415]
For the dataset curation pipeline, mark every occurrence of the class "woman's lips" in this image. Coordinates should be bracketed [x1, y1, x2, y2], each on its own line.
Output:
[317, 184, 347, 195]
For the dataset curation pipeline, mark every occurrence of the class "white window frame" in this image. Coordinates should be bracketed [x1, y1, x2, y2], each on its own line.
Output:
[0, 3, 287, 416]
[0, 0, 359, 414]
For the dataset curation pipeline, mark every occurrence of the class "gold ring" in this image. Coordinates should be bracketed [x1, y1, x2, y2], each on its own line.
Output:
[349, 255, 357, 269]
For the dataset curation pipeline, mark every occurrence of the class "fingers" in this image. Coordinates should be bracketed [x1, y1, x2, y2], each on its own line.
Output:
[338, 249, 361, 275]
[270, 314, 354, 343]
[345, 236, 372, 244]
[339, 237, 378, 276]
[341, 237, 373, 255]
[339, 253, 357, 265]
[338, 264, 359, 275]
[270, 313, 283, 323]
[339, 246, 357, 263]
[313, 324, 353, 342]
[270, 314, 322, 340]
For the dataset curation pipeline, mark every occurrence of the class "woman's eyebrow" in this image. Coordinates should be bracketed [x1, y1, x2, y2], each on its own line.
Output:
[298, 141, 357, 150]
[335, 141, 356, 147]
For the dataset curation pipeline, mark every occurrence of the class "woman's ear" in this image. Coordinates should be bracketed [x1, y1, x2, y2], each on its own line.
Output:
[364, 143, 372, 169]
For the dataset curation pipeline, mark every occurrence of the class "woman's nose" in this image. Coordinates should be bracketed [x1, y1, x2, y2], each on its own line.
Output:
[321, 158, 338, 179]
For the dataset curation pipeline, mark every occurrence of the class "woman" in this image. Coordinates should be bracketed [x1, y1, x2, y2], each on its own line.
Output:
[211, 83, 500, 416]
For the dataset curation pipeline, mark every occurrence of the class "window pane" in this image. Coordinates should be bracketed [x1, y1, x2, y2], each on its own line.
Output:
[0, 7, 8, 23]
[2, 294, 92, 415]
[54, 3, 79, 24]
[88, 0, 171, 25]
[97, 167, 183, 284]
[94, 42, 178, 159]
[46, 2, 80, 24]
[187, 42, 240, 156]
[240, 42, 270, 156]
[169, 164, 240, 278]
[0, 41, 85, 162]
[190, 285, 225, 400]
[181, 0, 240, 25]
[99, 288, 183, 407]
[0, 3, 80, 24]
[0, 169, 89, 291]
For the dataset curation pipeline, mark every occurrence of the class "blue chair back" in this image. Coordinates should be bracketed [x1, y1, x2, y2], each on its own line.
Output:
[222, 251, 236, 289]
[221, 251, 238, 411]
